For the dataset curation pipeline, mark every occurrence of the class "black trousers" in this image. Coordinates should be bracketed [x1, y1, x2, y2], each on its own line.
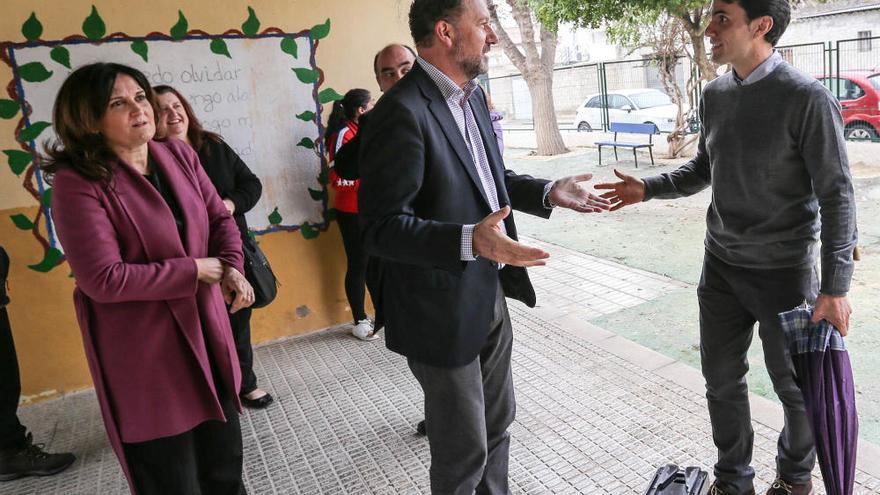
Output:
[0, 306, 26, 451]
[122, 387, 246, 495]
[336, 211, 368, 323]
[228, 307, 257, 395]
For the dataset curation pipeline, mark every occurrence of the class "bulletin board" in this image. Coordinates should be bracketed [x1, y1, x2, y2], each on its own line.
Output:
[1, 7, 340, 272]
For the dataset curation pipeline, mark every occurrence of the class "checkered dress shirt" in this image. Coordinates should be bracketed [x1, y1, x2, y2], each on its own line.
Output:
[417, 58, 506, 261]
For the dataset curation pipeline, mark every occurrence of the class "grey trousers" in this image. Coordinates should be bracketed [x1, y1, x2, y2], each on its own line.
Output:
[698, 251, 818, 494]
[408, 281, 515, 495]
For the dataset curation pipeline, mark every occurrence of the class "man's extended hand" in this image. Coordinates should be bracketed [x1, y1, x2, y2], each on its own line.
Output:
[594, 169, 647, 211]
[473, 206, 550, 267]
[812, 294, 852, 336]
[548, 173, 611, 213]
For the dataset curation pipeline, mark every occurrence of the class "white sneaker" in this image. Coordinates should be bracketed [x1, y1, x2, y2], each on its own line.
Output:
[351, 319, 378, 341]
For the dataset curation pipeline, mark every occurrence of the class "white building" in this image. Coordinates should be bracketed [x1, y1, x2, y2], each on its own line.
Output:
[779, 0, 880, 73]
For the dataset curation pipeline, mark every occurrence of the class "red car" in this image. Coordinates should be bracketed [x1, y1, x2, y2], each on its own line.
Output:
[817, 71, 880, 141]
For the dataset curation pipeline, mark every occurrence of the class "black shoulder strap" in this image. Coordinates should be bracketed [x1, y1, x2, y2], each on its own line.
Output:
[0, 246, 9, 284]
[0, 246, 10, 306]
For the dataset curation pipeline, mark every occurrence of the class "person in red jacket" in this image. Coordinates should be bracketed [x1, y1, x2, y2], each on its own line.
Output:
[326, 89, 375, 340]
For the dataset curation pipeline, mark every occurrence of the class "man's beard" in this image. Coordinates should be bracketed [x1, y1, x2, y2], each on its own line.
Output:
[453, 40, 487, 80]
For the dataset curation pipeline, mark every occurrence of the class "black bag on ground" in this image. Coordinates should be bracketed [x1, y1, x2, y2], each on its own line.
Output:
[644, 464, 708, 495]
[241, 234, 277, 309]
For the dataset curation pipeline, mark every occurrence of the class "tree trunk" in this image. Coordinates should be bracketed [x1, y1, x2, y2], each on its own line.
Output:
[659, 67, 697, 158]
[655, 57, 685, 158]
[524, 72, 567, 155]
[687, 28, 717, 82]
[489, 0, 568, 156]
[676, 8, 717, 82]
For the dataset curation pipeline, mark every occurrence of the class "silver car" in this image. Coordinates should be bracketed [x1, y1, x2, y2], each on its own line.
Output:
[573, 88, 678, 133]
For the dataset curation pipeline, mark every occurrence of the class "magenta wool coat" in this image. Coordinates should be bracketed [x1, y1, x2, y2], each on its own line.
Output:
[51, 139, 244, 493]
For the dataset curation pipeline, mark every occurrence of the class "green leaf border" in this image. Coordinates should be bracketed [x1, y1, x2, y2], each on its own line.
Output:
[5, 9, 337, 266]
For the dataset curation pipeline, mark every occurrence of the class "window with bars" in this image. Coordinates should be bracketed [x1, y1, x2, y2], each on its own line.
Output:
[857, 31, 872, 52]
[779, 47, 794, 64]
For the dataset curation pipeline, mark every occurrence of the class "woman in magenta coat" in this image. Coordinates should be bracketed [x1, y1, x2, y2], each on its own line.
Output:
[44, 63, 253, 494]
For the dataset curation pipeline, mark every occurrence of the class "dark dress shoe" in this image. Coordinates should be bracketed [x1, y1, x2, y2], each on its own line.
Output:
[0, 433, 76, 481]
[415, 419, 426, 436]
[240, 392, 274, 409]
[766, 478, 812, 495]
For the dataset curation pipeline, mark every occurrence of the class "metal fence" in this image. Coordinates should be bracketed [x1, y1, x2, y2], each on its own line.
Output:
[487, 36, 880, 142]
[486, 57, 690, 133]
[485, 62, 601, 130]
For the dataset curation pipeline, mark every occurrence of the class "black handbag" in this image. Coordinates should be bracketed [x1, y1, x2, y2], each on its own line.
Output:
[644, 464, 708, 495]
[241, 234, 278, 309]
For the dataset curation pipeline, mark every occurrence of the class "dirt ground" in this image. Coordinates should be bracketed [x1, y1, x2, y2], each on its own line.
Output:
[505, 141, 880, 445]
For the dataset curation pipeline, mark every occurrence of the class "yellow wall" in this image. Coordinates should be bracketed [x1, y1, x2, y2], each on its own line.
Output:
[1, 0, 410, 402]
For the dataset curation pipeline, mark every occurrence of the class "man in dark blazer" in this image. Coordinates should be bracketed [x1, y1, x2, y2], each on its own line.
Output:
[357, 0, 609, 492]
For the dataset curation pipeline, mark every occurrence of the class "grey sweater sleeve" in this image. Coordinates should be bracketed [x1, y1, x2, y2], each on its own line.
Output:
[642, 100, 711, 200]
[799, 82, 857, 295]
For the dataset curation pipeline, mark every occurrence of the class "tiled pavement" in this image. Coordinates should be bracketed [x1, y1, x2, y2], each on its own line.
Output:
[6, 238, 880, 494]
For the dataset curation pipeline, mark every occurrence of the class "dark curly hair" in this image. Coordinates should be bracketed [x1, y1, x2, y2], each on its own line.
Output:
[720, 0, 790, 46]
[41, 63, 158, 183]
[409, 0, 466, 47]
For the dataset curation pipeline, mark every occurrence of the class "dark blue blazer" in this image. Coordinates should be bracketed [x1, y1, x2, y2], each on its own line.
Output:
[358, 63, 552, 367]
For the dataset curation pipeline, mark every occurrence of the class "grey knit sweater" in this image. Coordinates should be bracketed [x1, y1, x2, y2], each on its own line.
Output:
[643, 61, 857, 295]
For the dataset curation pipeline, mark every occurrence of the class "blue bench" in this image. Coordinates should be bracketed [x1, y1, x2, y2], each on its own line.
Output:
[595, 122, 658, 168]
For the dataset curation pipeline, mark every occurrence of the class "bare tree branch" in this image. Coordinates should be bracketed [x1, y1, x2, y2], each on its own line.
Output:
[539, 25, 557, 69]
[487, 0, 567, 155]
[505, 0, 541, 69]
[488, 0, 527, 71]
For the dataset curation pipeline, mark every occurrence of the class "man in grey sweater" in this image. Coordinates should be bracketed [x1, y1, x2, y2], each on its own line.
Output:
[596, 1, 857, 494]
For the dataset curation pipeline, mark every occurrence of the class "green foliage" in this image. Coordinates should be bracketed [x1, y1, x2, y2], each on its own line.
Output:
[28, 247, 63, 273]
[242, 7, 261, 36]
[280, 37, 299, 59]
[170, 10, 188, 40]
[310, 19, 331, 40]
[3, 150, 33, 175]
[18, 121, 52, 142]
[18, 62, 53, 83]
[604, 13, 659, 48]
[268, 207, 282, 225]
[532, 0, 703, 29]
[10, 214, 34, 230]
[41, 188, 53, 208]
[316, 168, 328, 185]
[318, 88, 342, 104]
[0, 100, 20, 119]
[297, 137, 315, 149]
[307, 187, 325, 201]
[210, 38, 232, 58]
[22, 12, 43, 41]
[292, 68, 318, 84]
[131, 40, 149, 62]
[296, 110, 315, 122]
[300, 222, 319, 239]
[50, 46, 71, 69]
[83, 5, 106, 41]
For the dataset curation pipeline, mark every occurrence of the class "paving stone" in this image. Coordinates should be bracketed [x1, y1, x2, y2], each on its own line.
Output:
[8, 240, 879, 494]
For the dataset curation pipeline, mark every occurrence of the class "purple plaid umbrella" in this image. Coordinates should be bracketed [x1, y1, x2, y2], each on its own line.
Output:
[779, 305, 858, 495]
